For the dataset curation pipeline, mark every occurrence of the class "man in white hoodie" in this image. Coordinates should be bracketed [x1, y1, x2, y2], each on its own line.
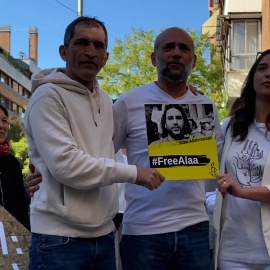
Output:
[23, 16, 164, 270]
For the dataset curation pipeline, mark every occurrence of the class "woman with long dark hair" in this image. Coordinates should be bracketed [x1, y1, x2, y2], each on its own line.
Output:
[214, 50, 270, 270]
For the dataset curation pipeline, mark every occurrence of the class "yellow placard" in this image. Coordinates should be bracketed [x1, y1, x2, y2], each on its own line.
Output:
[148, 136, 219, 180]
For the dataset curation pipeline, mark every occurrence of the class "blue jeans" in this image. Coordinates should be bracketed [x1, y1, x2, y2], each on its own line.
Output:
[120, 221, 210, 270]
[29, 232, 116, 270]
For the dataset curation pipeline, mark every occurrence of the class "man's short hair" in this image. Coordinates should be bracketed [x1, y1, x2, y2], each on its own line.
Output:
[64, 16, 108, 48]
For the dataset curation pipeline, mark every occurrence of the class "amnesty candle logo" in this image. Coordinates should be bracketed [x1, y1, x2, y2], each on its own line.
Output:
[145, 103, 219, 180]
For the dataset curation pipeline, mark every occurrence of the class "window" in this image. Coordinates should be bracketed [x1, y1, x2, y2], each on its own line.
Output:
[0, 97, 9, 109]
[0, 74, 8, 84]
[22, 88, 31, 99]
[231, 20, 261, 70]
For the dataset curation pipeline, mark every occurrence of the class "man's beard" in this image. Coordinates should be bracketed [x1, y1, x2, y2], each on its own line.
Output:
[160, 66, 188, 82]
[168, 128, 184, 140]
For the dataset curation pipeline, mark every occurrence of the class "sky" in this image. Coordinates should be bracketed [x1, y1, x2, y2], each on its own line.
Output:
[1, 0, 210, 69]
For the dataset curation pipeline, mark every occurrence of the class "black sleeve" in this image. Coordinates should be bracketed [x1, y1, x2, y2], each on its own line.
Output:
[13, 158, 31, 230]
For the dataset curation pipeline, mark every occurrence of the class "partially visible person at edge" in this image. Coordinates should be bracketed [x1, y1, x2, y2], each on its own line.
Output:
[0, 105, 30, 230]
[188, 118, 201, 138]
[113, 27, 223, 270]
[214, 49, 270, 270]
[151, 104, 191, 144]
[22, 16, 164, 270]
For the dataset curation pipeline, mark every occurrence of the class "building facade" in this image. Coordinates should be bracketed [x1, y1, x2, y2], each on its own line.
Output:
[203, 0, 269, 107]
[0, 25, 39, 123]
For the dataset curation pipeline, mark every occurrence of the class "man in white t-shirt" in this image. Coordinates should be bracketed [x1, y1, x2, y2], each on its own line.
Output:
[113, 27, 223, 270]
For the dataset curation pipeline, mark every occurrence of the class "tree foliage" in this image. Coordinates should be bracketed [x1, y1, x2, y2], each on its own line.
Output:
[100, 28, 156, 98]
[7, 122, 23, 142]
[100, 28, 228, 120]
[10, 137, 30, 177]
[8, 123, 30, 177]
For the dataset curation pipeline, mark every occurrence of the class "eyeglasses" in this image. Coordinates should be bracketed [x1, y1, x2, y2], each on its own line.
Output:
[256, 51, 263, 60]
[256, 49, 270, 60]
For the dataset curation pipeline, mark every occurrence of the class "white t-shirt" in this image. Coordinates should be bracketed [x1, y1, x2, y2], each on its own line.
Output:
[220, 121, 270, 264]
[113, 83, 223, 235]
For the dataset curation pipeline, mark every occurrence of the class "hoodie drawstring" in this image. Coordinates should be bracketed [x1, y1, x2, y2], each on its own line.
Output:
[87, 81, 101, 127]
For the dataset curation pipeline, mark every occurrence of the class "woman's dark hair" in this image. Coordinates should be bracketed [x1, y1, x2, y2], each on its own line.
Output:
[0, 105, 8, 117]
[160, 104, 191, 139]
[230, 49, 270, 141]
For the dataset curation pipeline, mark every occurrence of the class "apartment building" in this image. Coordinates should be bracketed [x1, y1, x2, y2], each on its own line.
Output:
[0, 25, 40, 123]
[203, 0, 270, 107]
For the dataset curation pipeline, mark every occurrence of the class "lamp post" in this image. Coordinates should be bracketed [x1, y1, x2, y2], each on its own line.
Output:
[78, 0, 83, 17]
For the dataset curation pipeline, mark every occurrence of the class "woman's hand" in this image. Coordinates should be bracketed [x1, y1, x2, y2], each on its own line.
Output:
[216, 173, 243, 198]
[216, 173, 270, 203]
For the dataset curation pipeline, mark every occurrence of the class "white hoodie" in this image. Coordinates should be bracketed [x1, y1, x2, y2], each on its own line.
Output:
[23, 68, 137, 238]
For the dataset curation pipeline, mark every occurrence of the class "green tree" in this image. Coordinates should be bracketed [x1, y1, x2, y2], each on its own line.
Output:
[100, 28, 156, 98]
[8, 123, 30, 177]
[7, 122, 24, 142]
[10, 137, 30, 178]
[100, 28, 228, 120]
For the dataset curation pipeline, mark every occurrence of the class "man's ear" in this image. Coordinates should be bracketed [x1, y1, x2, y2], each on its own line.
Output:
[151, 52, 157, 67]
[192, 54, 197, 69]
[102, 52, 109, 67]
[59, 45, 67, 62]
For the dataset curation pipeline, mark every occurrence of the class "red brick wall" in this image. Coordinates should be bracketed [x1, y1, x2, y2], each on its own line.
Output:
[0, 31, 10, 53]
